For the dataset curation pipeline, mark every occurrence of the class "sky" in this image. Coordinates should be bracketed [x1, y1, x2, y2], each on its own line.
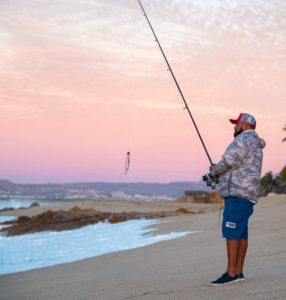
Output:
[0, 0, 285, 183]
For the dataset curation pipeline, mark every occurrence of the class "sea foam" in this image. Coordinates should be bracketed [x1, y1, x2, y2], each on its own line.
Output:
[0, 219, 196, 275]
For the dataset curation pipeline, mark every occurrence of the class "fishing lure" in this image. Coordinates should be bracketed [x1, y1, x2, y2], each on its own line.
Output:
[125, 151, 131, 174]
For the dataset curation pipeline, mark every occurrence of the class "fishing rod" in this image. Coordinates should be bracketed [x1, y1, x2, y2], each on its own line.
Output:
[137, 0, 213, 166]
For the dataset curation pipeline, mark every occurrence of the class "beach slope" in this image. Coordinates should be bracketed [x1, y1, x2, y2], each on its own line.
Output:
[0, 195, 285, 300]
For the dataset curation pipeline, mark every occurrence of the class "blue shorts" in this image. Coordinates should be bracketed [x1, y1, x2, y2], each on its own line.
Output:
[222, 196, 254, 240]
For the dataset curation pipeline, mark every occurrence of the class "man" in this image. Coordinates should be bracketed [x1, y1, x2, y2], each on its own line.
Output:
[209, 113, 266, 285]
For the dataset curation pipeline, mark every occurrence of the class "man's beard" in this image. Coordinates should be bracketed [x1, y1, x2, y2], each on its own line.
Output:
[234, 128, 243, 137]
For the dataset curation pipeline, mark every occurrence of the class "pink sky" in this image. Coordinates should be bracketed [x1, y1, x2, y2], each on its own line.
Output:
[0, 0, 285, 183]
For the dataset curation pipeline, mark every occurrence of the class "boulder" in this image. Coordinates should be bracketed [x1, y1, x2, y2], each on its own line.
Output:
[18, 216, 31, 223]
[68, 206, 81, 214]
[109, 214, 128, 223]
[176, 207, 189, 214]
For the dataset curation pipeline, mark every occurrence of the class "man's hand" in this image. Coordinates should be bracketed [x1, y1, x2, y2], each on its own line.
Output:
[209, 164, 217, 173]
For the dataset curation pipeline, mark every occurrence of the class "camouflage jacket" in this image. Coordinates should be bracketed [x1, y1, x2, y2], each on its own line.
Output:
[211, 130, 266, 203]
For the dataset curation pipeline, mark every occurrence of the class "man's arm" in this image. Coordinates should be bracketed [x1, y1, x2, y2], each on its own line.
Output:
[211, 135, 247, 176]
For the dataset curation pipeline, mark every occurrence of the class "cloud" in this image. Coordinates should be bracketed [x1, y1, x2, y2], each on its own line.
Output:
[0, 103, 44, 114]
[0, 0, 285, 182]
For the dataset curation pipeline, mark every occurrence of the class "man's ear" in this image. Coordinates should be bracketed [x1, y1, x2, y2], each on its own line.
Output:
[242, 123, 251, 131]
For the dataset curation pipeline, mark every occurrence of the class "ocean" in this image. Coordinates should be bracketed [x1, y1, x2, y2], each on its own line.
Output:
[0, 217, 196, 276]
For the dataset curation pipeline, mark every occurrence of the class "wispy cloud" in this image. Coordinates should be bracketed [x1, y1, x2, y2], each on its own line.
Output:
[0, 0, 285, 182]
[0, 103, 44, 114]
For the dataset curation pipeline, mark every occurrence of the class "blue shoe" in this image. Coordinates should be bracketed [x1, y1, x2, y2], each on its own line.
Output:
[210, 272, 239, 286]
[237, 273, 245, 281]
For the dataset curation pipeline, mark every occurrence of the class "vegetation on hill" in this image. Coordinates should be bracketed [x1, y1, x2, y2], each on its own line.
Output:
[260, 165, 286, 196]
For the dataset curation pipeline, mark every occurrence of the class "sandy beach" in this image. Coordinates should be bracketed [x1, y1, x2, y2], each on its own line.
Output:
[0, 194, 285, 300]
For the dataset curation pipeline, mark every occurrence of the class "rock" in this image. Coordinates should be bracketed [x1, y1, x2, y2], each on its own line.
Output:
[0, 207, 15, 212]
[176, 191, 223, 204]
[176, 191, 211, 203]
[208, 192, 224, 204]
[68, 206, 81, 214]
[190, 210, 204, 214]
[0, 202, 39, 213]
[81, 208, 97, 215]
[267, 192, 278, 197]
[18, 216, 31, 223]
[0, 207, 192, 237]
[109, 215, 128, 223]
[176, 207, 189, 214]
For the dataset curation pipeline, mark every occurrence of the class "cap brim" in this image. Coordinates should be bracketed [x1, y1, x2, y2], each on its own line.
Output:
[229, 119, 239, 124]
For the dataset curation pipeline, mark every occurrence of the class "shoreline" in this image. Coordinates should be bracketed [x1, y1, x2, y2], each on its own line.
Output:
[0, 195, 285, 299]
[0, 199, 221, 217]
[0, 199, 220, 236]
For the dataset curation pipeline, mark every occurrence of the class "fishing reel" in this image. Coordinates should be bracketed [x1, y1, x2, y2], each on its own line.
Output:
[202, 173, 219, 190]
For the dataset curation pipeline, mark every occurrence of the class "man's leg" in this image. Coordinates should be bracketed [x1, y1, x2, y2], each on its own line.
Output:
[226, 238, 239, 276]
[210, 238, 239, 285]
[236, 239, 248, 274]
[226, 238, 248, 276]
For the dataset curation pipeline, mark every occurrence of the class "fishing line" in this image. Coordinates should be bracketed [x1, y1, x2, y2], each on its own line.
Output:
[124, 13, 137, 175]
[125, 82, 132, 175]
[137, 0, 213, 165]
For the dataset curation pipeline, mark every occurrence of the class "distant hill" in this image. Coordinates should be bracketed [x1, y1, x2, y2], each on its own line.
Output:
[0, 180, 16, 191]
[0, 179, 212, 200]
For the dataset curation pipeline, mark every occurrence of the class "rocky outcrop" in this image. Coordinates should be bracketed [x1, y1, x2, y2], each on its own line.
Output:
[176, 207, 189, 214]
[0, 206, 202, 236]
[0, 202, 40, 213]
[0, 207, 16, 212]
[176, 191, 223, 204]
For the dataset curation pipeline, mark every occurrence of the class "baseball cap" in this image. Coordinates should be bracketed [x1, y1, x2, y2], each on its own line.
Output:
[229, 113, 256, 127]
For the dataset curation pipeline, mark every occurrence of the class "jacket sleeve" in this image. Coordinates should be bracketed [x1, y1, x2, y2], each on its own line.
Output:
[212, 135, 247, 176]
